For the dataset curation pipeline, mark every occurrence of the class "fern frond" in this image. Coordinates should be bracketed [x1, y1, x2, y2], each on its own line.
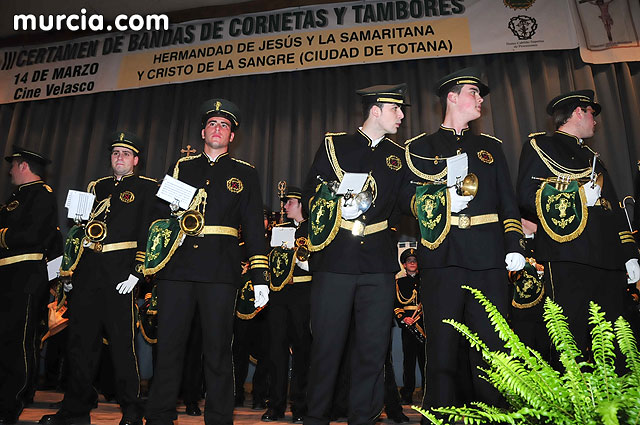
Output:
[588, 302, 618, 402]
[614, 317, 640, 387]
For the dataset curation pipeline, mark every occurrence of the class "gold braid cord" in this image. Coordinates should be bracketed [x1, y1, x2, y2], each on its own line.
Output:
[530, 139, 591, 179]
[404, 145, 448, 182]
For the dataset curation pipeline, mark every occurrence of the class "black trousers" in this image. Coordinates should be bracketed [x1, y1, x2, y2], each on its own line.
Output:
[421, 267, 508, 410]
[180, 308, 203, 405]
[383, 328, 403, 416]
[545, 262, 626, 364]
[305, 272, 395, 425]
[399, 328, 425, 401]
[0, 265, 46, 414]
[61, 272, 141, 420]
[145, 280, 236, 425]
[266, 284, 311, 414]
[232, 311, 269, 405]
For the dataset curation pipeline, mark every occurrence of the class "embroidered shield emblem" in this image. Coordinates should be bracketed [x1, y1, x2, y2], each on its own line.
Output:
[477, 150, 494, 164]
[386, 155, 402, 171]
[227, 178, 243, 193]
[120, 191, 135, 203]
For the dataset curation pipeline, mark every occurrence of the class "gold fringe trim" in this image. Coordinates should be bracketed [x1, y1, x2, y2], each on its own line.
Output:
[535, 183, 588, 243]
[143, 220, 185, 276]
[268, 248, 296, 291]
[512, 284, 545, 309]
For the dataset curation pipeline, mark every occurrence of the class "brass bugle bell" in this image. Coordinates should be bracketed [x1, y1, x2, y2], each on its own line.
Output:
[295, 237, 310, 262]
[457, 173, 478, 197]
[85, 220, 107, 242]
[531, 173, 603, 190]
[180, 210, 205, 236]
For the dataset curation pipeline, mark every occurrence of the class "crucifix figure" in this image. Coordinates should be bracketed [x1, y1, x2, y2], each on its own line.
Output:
[181, 145, 196, 157]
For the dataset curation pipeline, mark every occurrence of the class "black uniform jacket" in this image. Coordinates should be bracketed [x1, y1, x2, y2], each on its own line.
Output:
[0, 180, 59, 293]
[394, 273, 421, 325]
[404, 126, 525, 270]
[157, 152, 268, 286]
[81, 174, 157, 284]
[517, 130, 638, 269]
[302, 130, 405, 275]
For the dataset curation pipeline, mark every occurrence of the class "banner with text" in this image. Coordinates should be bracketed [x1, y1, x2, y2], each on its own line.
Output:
[1, 0, 578, 104]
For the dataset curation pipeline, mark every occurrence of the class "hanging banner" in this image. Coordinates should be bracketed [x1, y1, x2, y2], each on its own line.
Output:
[570, 0, 640, 64]
[1, 0, 578, 104]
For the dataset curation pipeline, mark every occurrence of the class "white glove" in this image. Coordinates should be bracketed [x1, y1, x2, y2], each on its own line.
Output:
[626, 258, 640, 284]
[115, 273, 138, 294]
[583, 183, 601, 207]
[63, 282, 73, 292]
[254, 284, 269, 308]
[448, 187, 473, 213]
[295, 258, 310, 271]
[341, 198, 361, 220]
[505, 252, 526, 272]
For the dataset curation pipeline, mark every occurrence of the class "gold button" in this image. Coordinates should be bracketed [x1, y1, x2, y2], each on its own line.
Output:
[360, 241, 364, 245]
[206, 180, 210, 185]
[193, 244, 199, 249]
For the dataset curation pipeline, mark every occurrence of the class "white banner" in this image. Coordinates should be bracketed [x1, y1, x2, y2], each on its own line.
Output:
[0, 0, 579, 104]
[570, 0, 640, 64]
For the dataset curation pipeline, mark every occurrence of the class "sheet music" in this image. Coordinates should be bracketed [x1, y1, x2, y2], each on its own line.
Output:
[270, 227, 296, 248]
[446, 153, 468, 187]
[47, 256, 62, 281]
[336, 173, 368, 195]
[156, 175, 197, 210]
[64, 190, 95, 220]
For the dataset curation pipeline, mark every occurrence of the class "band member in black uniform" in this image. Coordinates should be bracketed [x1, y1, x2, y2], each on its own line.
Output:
[393, 248, 425, 405]
[262, 187, 312, 423]
[40, 132, 156, 425]
[403, 68, 526, 412]
[144, 99, 269, 425]
[516, 90, 640, 361]
[302, 84, 408, 425]
[0, 147, 59, 424]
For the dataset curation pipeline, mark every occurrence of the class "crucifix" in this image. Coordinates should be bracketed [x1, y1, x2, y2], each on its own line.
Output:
[181, 145, 196, 157]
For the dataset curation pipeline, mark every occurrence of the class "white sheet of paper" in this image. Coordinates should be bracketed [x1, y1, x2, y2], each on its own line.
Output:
[64, 190, 95, 220]
[336, 173, 368, 195]
[270, 227, 296, 248]
[156, 175, 198, 210]
[446, 153, 468, 187]
[47, 256, 62, 281]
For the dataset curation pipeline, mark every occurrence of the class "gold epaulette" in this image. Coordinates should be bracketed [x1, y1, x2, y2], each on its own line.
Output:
[385, 138, 404, 150]
[324, 131, 347, 137]
[481, 133, 502, 143]
[275, 221, 293, 227]
[87, 176, 111, 193]
[43, 184, 53, 193]
[138, 175, 157, 183]
[405, 133, 426, 145]
[172, 154, 201, 179]
[528, 131, 546, 138]
[231, 158, 255, 168]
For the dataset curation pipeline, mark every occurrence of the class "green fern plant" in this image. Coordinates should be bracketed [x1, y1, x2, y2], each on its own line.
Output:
[414, 285, 640, 425]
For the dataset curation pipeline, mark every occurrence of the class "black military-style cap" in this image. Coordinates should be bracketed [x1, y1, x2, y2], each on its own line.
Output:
[4, 145, 51, 165]
[400, 248, 417, 264]
[546, 89, 601, 116]
[108, 131, 143, 155]
[200, 98, 241, 129]
[282, 186, 302, 201]
[435, 67, 490, 97]
[356, 83, 410, 106]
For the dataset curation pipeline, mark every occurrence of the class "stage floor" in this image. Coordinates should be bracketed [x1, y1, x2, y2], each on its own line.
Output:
[16, 390, 425, 424]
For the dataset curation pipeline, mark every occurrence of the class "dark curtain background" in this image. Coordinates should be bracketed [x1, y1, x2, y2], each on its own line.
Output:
[1, 48, 639, 234]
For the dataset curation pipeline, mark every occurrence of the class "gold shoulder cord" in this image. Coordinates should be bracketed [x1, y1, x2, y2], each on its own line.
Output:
[89, 197, 111, 221]
[325, 135, 378, 203]
[396, 282, 417, 305]
[530, 139, 591, 179]
[404, 145, 448, 181]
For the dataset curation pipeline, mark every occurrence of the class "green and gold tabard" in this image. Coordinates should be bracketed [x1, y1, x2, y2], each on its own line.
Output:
[138, 285, 158, 344]
[144, 217, 183, 275]
[308, 182, 341, 252]
[415, 183, 450, 250]
[510, 261, 544, 309]
[536, 181, 587, 243]
[60, 224, 86, 277]
[236, 273, 262, 320]
[269, 246, 296, 291]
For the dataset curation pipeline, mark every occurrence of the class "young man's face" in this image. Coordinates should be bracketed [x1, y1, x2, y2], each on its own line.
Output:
[285, 198, 302, 220]
[111, 147, 138, 177]
[377, 103, 404, 135]
[453, 84, 483, 122]
[575, 106, 597, 139]
[9, 160, 24, 185]
[202, 116, 235, 151]
[404, 256, 418, 273]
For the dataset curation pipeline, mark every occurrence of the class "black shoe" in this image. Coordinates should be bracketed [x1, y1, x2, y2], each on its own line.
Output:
[0, 402, 23, 424]
[291, 414, 304, 423]
[261, 408, 285, 421]
[118, 419, 142, 425]
[185, 403, 201, 416]
[386, 411, 410, 424]
[39, 411, 91, 425]
[400, 397, 413, 405]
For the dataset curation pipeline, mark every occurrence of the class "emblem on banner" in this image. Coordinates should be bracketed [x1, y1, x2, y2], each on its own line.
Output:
[536, 181, 587, 243]
[269, 246, 296, 291]
[508, 15, 538, 40]
[415, 183, 450, 250]
[503, 0, 536, 10]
